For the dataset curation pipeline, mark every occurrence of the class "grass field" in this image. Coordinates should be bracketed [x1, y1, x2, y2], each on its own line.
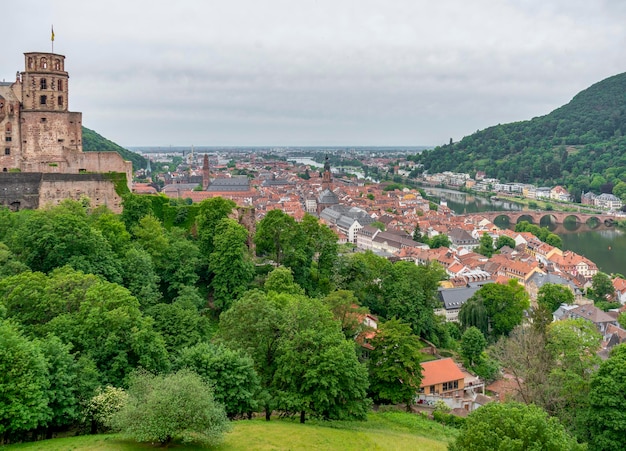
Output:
[0, 410, 456, 451]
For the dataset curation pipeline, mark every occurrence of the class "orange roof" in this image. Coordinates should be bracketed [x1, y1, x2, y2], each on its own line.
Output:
[420, 358, 465, 387]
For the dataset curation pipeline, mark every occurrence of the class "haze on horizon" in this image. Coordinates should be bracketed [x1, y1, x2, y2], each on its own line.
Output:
[3, 0, 626, 148]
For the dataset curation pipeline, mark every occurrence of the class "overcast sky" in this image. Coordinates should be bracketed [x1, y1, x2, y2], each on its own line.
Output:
[3, 1, 626, 147]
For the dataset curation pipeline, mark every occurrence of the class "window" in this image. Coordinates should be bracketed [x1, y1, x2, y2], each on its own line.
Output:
[28, 57, 33, 69]
[57, 96, 63, 107]
[41, 57, 48, 69]
[4, 148, 9, 155]
[41, 118, 47, 123]
[5, 137, 11, 142]
[54, 59, 61, 70]
[40, 95, 47, 105]
[57, 80, 63, 91]
[442, 380, 459, 392]
[40, 78, 47, 90]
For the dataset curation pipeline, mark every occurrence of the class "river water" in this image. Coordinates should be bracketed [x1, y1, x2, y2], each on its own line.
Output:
[424, 188, 626, 277]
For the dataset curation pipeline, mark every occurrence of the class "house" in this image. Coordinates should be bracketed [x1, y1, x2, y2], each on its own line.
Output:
[448, 227, 479, 251]
[525, 272, 582, 307]
[613, 277, 626, 305]
[594, 193, 623, 210]
[436, 285, 482, 322]
[550, 186, 572, 202]
[419, 358, 466, 398]
[565, 304, 617, 338]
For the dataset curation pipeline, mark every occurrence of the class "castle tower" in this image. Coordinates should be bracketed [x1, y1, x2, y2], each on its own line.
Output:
[18, 52, 83, 166]
[21, 53, 69, 113]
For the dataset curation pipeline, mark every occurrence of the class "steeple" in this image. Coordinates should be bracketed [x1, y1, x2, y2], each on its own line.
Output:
[322, 155, 332, 190]
[202, 154, 211, 190]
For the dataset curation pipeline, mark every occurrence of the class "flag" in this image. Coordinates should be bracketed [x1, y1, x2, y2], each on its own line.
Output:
[51, 25, 55, 42]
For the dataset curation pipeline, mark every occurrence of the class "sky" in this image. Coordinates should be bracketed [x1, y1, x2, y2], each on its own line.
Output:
[2, 1, 626, 147]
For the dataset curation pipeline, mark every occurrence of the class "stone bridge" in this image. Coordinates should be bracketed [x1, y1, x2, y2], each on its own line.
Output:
[465, 210, 617, 227]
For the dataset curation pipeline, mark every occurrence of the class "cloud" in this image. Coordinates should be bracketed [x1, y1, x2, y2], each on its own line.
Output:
[3, 0, 626, 146]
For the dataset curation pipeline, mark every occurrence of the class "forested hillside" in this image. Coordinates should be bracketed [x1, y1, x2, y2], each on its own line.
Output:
[417, 72, 626, 201]
[82, 126, 146, 171]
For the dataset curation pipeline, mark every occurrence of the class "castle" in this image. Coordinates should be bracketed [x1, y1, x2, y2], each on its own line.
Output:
[0, 51, 132, 212]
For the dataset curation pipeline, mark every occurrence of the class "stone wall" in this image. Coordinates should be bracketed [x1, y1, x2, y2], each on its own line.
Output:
[0, 172, 125, 213]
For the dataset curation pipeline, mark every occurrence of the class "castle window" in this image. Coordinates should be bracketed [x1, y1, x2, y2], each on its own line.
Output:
[40, 78, 47, 90]
[5, 123, 11, 133]
[41, 58, 48, 69]
[40, 95, 47, 105]
[4, 148, 9, 155]
[28, 57, 33, 69]
[5, 137, 11, 142]
[57, 80, 63, 91]
[54, 59, 61, 70]
[57, 96, 63, 107]
[41, 118, 47, 122]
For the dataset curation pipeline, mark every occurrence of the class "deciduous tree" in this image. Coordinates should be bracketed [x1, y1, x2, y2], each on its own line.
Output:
[112, 370, 230, 447]
[449, 402, 583, 451]
[587, 344, 626, 451]
[368, 319, 423, 409]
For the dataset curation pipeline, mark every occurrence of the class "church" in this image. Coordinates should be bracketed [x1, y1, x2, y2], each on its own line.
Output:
[0, 51, 132, 212]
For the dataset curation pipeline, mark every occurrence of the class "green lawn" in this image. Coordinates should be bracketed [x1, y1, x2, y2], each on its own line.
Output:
[0, 411, 456, 451]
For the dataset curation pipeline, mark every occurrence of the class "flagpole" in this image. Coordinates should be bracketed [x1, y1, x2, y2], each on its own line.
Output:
[51, 25, 54, 53]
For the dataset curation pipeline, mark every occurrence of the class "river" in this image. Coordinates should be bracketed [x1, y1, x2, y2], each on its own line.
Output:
[424, 188, 626, 277]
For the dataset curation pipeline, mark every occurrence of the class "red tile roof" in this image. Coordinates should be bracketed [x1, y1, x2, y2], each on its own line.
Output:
[420, 358, 465, 387]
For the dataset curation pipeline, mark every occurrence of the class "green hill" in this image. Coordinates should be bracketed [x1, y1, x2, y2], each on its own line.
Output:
[82, 126, 146, 172]
[417, 72, 626, 201]
[0, 411, 455, 450]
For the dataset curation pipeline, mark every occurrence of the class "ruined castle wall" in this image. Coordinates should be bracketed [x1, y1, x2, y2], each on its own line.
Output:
[77, 152, 133, 191]
[0, 172, 42, 210]
[39, 173, 124, 213]
[0, 172, 124, 213]
[20, 111, 83, 167]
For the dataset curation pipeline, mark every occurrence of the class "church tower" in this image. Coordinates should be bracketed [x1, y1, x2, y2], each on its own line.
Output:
[202, 154, 211, 190]
[322, 155, 332, 190]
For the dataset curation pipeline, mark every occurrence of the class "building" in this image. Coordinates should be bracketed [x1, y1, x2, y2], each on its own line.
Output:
[0, 51, 132, 212]
[419, 358, 465, 398]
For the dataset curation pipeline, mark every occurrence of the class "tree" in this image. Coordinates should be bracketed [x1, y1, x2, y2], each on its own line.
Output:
[218, 290, 283, 420]
[368, 319, 423, 409]
[121, 247, 162, 309]
[273, 297, 370, 423]
[85, 385, 128, 433]
[10, 202, 123, 283]
[263, 266, 305, 296]
[537, 283, 574, 313]
[587, 344, 626, 451]
[120, 193, 153, 232]
[381, 261, 445, 339]
[469, 281, 529, 339]
[0, 320, 49, 442]
[495, 234, 516, 250]
[175, 343, 260, 419]
[545, 233, 563, 249]
[112, 370, 230, 447]
[476, 233, 494, 257]
[0, 267, 170, 386]
[209, 218, 254, 312]
[323, 290, 368, 339]
[413, 222, 425, 243]
[458, 296, 489, 336]
[428, 233, 451, 249]
[591, 272, 615, 300]
[460, 326, 487, 366]
[254, 209, 298, 265]
[195, 197, 236, 258]
[449, 402, 583, 451]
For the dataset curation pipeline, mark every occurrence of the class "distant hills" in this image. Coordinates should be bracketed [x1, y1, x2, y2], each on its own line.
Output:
[82, 127, 146, 171]
[417, 72, 626, 201]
